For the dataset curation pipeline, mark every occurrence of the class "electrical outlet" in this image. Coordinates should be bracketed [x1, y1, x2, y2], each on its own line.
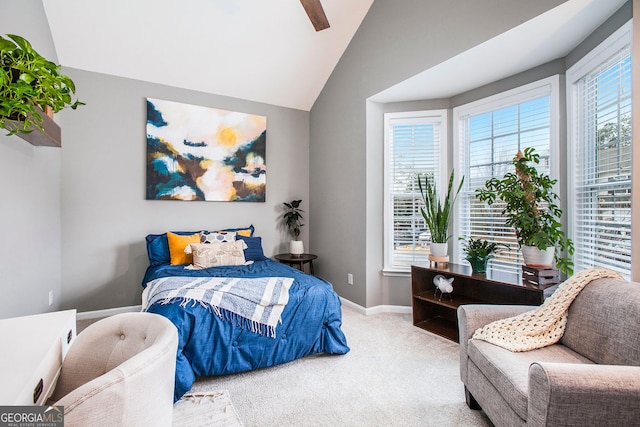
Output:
[347, 273, 353, 285]
[48, 291, 54, 306]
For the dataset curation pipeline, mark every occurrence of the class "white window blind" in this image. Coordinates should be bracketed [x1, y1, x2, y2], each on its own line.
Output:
[384, 111, 445, 271]
[568, 23, 632, 279]
[454, 79, 557, 274]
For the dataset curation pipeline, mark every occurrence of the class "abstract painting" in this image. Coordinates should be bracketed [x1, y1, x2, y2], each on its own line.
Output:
[146, 98, 266, 201]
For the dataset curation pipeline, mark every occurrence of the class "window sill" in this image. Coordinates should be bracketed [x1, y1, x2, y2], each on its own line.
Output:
[382, 269, 410, 277]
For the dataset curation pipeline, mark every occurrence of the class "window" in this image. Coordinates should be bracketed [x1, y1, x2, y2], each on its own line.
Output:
[567, 21, 632, 279]
[383, 110, 447, 271]
[453, 77, 559, 273]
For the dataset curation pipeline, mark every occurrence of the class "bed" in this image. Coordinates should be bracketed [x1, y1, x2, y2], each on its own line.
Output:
[141, 228, 350, 402]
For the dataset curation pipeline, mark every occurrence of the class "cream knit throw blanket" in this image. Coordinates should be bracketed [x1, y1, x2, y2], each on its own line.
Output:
[472, 267, 623, 352]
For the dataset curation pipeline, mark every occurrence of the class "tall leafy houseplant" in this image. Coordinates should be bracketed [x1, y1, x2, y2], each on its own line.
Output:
[0, 34, 83, 136]
[418, 170, 464, 244]
[475, 147, 574, 274]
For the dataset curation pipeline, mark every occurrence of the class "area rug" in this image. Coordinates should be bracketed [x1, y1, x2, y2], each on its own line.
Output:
[172, 390, 243, 427]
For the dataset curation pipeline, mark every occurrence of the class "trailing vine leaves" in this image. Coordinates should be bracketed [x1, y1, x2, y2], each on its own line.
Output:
[0, 34, 84, 136]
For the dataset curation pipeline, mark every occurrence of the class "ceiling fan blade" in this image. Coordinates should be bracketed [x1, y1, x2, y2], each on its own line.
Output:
[300, 0, 330, 31]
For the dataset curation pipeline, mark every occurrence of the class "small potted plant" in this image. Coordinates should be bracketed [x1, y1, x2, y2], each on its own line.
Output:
[475, 147, 574, 275]
[460, 237, 507, 273]
[0, 33, 84, 137]
[418, 170, 464, 257]
[280, 199, 304, 256]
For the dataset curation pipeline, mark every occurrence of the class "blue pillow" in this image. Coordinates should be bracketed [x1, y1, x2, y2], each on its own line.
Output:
[237, 236, 266, 261]
[146, 231, 201, 266]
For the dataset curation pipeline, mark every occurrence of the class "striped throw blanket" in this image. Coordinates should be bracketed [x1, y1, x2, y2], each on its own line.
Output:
[142, 276, 294, 338]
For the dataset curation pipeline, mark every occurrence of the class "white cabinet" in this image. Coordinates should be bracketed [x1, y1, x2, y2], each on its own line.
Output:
[0, 310, 76, 405]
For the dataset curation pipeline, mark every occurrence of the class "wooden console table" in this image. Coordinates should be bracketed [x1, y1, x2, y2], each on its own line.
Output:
[411, 263, 550, 342]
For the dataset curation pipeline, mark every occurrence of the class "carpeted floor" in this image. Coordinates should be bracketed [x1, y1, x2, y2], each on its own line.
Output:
[187, 305, 493, 427]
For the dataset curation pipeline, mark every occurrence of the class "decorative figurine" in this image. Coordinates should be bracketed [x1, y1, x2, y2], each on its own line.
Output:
[433, 274, 454, 301]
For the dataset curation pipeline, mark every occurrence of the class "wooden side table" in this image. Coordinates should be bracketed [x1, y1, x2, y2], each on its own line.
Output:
[274, 253, 317, 275]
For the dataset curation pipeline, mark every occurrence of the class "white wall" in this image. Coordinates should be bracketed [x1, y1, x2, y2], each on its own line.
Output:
[58, 69, 310, 311]
[0, 0, 62, 318]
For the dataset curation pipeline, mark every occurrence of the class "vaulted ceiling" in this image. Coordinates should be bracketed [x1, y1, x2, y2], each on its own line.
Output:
[42, 0, 627, 112]
[42, 0, 374, 111]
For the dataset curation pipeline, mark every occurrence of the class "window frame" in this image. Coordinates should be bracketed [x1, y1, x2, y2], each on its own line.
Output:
[566, 20, 633, 279]
[452, 76, 561, 269]
[383, 109, 448, 273]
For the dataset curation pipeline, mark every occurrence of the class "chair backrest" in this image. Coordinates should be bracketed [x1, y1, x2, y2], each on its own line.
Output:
[561, 277, 640, 366]
[51, 312, 178, 427]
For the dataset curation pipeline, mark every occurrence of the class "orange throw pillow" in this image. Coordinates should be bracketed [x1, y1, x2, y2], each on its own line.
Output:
[167, 232, 201, 265]
[235, 229, 252, 237]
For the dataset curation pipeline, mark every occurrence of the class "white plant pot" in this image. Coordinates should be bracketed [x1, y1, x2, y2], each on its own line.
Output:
[430, 242, 448, 257]
[289, 240, 304, 256]
[521, 245, 554, 268]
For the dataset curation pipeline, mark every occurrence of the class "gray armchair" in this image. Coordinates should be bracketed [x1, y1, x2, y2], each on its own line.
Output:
[458, 276, 640, 427]
[49, 312, 178, 427]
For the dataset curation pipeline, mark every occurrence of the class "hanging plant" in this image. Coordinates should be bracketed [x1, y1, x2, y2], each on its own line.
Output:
[0, 33, 84, 136]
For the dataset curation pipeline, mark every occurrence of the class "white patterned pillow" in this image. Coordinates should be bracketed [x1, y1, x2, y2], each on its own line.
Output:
[185, 240, 248, 269]
[200, 231, 236, 244]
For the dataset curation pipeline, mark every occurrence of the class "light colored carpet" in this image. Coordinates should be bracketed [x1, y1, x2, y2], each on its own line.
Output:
[188, 306, 493, 427]
[173, 391, 243, 427]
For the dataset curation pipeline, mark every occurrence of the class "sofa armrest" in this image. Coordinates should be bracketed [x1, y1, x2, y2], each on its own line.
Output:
[457, 304, 534, 382]
[528, 362, 640, 427]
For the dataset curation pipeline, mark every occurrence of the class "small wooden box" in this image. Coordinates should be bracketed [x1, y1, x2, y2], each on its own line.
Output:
[522, 265, 560, 288]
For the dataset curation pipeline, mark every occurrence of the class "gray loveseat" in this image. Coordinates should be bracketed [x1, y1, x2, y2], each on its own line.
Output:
[458, 276, 640, 427]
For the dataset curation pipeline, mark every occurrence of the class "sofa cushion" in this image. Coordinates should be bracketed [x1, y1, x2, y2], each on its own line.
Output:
[561, 277, 640, 366]
[467, 339, 594, 420]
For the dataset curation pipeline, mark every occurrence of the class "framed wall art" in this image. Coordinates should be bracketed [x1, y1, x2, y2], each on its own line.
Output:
[146, 98, 266, 202]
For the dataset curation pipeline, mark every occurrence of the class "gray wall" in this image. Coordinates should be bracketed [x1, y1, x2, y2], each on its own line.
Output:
[0, 1, 310, 315]
[1, 0, 632, 317]
[0, 0, 62, 318]
[309, 0, 567, 308]
[58, 69, 310, 312]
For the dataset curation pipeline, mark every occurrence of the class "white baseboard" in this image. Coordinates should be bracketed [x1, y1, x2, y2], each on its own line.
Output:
[340, 298, 411, 316]
[76, 305, 142, 320]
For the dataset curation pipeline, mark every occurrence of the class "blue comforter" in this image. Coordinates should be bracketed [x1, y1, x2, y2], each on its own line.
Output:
[142, 259, 350, 402]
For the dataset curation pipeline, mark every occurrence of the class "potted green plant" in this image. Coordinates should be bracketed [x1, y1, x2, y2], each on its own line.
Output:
[418, 170, 464, 257]
[460, 237, 507, 273]
[0, 33, 83, 137]
[280, 199, 304, 256]
[475, 147, 574, 274]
